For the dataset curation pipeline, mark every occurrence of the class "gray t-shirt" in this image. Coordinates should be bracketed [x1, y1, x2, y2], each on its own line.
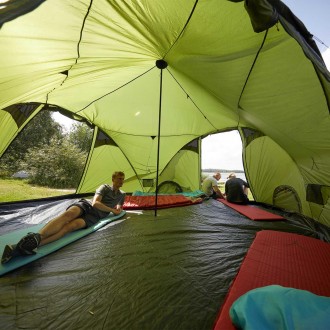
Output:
[202, 176, 218, 196]
[95, 184, 126, 208]
[69, 185, 126, 227]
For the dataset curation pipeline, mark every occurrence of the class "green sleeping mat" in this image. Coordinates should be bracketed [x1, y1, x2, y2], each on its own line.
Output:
[0, 211, 126, 276]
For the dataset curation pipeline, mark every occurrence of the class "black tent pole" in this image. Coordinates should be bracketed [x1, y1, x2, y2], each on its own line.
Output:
[155, 59, 168, 217]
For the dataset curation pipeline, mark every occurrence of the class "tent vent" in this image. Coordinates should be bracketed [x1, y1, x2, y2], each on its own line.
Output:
[182, 138, 199, 152]
[306, 184, 330, 205]
[241, 128, 264, 147]
[142, 179, 154, 188]
[3, 103, 40, 127]
[95, 130, 118, 148]
[273, 185, 301, 213]
[157, 181, 183, 194]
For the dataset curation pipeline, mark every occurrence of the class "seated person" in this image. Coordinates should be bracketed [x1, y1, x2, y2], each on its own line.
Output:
[202, 172, 225, 199]
[225, 172, 249, 204]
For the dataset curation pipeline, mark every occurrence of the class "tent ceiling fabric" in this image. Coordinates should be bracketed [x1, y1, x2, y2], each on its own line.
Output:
[0, 0, 330, 226]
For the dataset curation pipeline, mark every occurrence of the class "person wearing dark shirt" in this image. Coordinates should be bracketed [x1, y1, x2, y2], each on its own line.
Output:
[225, 172, 249, 204]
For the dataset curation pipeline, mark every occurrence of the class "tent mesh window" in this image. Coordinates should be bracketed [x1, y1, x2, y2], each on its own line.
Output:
[95, 130, 117, 148]
[157, 181, 183, 194]
[306, 184, 330, 205]
[273, 185, 302, 213]
[241, 128, 264, 147]
[142, 179, 154, 188]
[182, 138, 199, 152]
[3, 103, 40, 127]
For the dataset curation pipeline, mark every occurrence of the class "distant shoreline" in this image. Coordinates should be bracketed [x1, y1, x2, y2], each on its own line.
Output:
[202, 169, 244, 173]
[202, 169, 246, 183]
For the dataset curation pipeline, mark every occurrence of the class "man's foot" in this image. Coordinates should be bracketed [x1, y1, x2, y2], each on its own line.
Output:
[1, 232, 42, 264]
[16, 232, 41, 255]
[1, 244, 20, 264]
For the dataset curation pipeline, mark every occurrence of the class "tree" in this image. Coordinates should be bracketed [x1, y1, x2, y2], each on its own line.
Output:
[21, 138, 87, 188]
[0, 110, 63, 175]
[67, 122, 93, 153]
[0, 110, 94, 189]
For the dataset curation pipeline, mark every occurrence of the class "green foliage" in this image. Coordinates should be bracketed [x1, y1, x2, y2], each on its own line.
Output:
[0, 110, 63, 175]
[0, 110, 93, 190]
[21, 138, 87, 189]
[67, 122, 93, 153]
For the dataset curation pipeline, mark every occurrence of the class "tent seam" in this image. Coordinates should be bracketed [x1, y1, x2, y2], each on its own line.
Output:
[45, 0, 94, 104]
[237, 29, 268, 109]
[163, 0, 199, 59]
[76, 66, 155, 113]
[166, 68, 217, 131]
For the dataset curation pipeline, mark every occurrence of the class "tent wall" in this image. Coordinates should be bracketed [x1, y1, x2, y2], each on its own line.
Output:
[77, 129, 201, 194]
[151, 138, 201, 192]
[244, 135, 309, 214]
[0, 104, 42, 157]
[243, 134, 330, 226]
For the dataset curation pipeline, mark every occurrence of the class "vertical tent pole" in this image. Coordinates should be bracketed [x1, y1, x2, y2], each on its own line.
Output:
[155, 59, 168, 216]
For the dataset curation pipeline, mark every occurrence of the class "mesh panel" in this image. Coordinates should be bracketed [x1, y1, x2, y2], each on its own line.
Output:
[157, 181, 183, 194]
[273, 185, 301, 213]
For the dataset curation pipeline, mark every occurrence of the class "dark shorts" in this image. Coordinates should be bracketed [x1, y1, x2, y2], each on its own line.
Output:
[67, 199, 107, 228]
[211, 191, 218, 199]
[227, 194, 249, 205]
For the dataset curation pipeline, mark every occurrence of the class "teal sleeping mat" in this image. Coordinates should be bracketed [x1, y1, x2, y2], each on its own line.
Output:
[0, 211, 126, 276]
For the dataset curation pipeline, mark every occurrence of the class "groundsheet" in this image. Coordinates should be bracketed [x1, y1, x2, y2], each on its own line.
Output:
[0, 198, 329, 330]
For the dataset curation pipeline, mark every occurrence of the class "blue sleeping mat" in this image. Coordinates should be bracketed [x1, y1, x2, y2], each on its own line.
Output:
[0, 211, 126, 276]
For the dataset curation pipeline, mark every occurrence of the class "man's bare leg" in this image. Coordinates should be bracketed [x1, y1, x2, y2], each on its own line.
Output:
[40, 218, 86, 246]
[2, 207, 86, 263]
[38, 206, 82, 243]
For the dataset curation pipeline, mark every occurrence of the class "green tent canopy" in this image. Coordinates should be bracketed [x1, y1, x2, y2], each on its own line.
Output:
[0, 0, 329, 226]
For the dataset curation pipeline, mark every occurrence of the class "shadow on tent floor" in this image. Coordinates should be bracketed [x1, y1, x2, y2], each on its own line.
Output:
[0, 197, 329, 330]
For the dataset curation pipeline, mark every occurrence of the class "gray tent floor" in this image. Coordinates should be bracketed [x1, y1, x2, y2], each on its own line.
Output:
[0, 198, 328, 330]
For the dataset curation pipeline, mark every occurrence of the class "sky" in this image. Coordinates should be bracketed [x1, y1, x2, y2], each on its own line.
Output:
[54, 0, 330, 171]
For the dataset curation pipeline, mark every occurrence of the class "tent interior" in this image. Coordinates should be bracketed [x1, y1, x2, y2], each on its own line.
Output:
[1, 0, 330, 329]
[1, 198, 329, 329]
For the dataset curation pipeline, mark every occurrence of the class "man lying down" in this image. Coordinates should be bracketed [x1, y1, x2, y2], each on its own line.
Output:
[1, 171, 126, 264]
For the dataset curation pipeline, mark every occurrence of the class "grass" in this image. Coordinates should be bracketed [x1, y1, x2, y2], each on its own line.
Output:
[0, 179, 253, 203]
[0, 178, 75, 203]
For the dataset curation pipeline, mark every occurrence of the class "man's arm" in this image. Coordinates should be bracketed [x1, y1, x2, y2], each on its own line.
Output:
[92, 194, 123, 215]
[240, 179, 249, 196]
[213, 185, 225, 199]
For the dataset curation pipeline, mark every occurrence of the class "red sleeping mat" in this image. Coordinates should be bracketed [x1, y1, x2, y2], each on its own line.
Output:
[213, 230, 330, 330]
[218, 199, 285, 221]
[123, 195, 202, 210]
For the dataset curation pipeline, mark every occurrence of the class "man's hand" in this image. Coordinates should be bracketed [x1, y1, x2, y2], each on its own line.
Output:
[214, 186, 225, 199]
[92, 194, 123, 214]
[111, 207, 122, 215]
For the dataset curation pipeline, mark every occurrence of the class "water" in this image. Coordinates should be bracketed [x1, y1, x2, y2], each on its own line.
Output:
[202, 171, 246, 183]
[221, 172, 246, 183]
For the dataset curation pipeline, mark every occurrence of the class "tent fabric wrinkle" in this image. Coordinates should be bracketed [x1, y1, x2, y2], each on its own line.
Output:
[0, 0, 330, 226]
[0, 198, 329, 328]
